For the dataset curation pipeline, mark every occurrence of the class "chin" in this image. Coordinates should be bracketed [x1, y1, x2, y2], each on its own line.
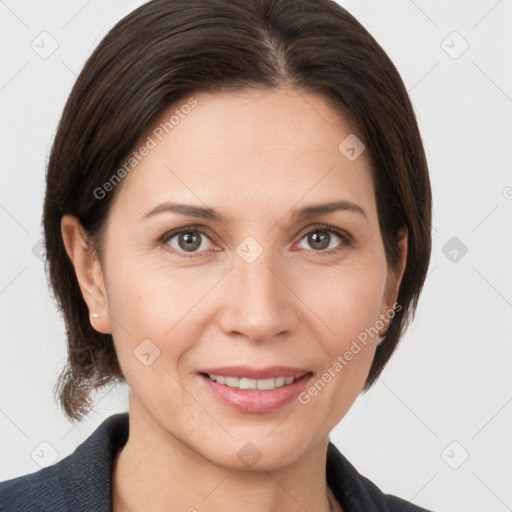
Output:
[188, 431, 316, 473]
[213, 444, 304, 472]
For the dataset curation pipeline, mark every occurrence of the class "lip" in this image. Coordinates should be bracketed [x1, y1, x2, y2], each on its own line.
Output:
[198, 367, 313, 414]
[198, 365, 311, 380]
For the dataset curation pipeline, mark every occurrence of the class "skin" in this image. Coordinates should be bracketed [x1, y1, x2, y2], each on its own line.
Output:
[61, 87, 407, 512]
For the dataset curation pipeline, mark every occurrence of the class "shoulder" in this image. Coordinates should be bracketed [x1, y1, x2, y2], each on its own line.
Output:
[326, 441, 436, 512]
[0, 412, 129, 512]
[0, 462, 66, 512]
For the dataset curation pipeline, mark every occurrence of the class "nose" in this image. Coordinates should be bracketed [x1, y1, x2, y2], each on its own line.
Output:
[216, 246, 299, 343]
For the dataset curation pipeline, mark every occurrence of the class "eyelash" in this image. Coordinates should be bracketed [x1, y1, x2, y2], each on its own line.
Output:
[158, 224, 353, 259]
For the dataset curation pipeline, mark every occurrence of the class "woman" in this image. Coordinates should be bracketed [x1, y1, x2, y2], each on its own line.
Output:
[0, 0, 435, 510]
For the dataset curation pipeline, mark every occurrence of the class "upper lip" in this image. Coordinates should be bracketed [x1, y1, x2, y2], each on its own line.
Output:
[199, 365, 311, 380]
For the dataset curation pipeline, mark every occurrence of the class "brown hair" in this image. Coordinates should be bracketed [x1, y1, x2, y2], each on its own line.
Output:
[43, 0, 431, 422]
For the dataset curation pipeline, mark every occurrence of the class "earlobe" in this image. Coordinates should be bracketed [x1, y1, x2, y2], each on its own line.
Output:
[60, 215, 112, 334]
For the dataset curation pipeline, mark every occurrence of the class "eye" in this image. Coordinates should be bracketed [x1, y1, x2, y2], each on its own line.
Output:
[296, 225, 351, 254]
[159, 224, 352, 259]
[161, 227, 217, 258]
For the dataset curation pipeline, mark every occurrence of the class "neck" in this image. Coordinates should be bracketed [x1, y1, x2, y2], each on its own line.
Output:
[111, 398, 342, 512]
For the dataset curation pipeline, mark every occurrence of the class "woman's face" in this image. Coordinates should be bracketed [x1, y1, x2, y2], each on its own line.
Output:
[75, 87, 406, 469]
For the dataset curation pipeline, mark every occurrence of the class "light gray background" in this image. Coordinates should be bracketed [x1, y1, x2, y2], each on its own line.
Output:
[1, 1, 511, 511]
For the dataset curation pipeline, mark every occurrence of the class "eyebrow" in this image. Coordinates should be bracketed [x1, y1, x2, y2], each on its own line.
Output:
[294, 200, 367, 221]
[138, 199, 367, 223]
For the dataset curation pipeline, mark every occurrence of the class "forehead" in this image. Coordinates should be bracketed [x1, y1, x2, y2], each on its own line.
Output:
[110, 87, 375, 223]
[157, 87, 360, 156]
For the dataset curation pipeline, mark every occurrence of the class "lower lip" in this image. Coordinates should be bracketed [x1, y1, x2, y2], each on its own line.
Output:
[199, 373, 313, 413]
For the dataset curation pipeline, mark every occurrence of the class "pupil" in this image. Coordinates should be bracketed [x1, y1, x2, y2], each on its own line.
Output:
[309, 231, 329, 250]
[179, 231, 201, 251]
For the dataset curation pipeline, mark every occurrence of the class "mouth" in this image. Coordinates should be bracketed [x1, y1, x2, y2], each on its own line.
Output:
[201, 373, 299, 390]
[197, 366, 313, 413]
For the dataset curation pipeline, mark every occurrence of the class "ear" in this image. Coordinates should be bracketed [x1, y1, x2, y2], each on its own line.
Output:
[381, 229, 408, 316]
[60, 215, 112, 334]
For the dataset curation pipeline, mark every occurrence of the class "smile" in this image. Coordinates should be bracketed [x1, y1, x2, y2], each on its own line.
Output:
[198, 366, 313, 413]
[205, 374, 296, 390]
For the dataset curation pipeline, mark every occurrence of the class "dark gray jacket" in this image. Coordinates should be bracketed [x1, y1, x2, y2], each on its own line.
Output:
[0, 413, 434, 511]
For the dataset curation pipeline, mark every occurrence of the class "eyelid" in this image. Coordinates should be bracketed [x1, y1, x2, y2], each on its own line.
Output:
[159, 224, 217, 243]
[297, 223, 352, 241]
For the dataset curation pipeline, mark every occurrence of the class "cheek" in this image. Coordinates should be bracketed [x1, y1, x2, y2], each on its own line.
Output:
[103, 250, 221, 365]
[104, 236, 189, 320]
[294, 267, 386, 413]
[303, 258, 387, 339]
[300, 259, 386, 389]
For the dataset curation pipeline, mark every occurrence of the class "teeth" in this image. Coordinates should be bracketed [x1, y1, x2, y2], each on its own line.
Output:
[207, 374, 296, 390]
[239, 378, 257, 390]
[225, 376, 239, 387]
[257, 378, 275, 390]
